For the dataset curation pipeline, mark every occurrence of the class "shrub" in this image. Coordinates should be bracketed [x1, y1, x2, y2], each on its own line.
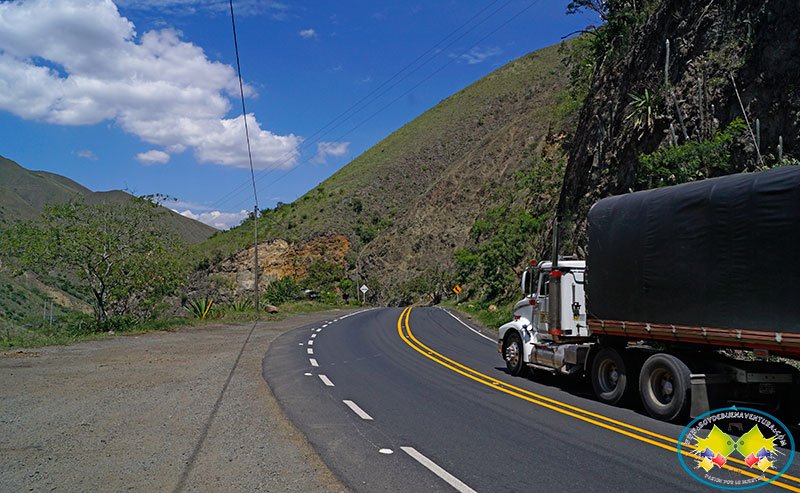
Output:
[637, 119, 746, 188]
[264, 277, 301, 305]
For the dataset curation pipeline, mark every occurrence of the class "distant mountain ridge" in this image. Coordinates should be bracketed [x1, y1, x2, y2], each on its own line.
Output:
[0, 155, 217, 245]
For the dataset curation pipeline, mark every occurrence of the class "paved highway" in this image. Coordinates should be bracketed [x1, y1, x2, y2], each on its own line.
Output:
[264, 307, 800, 492]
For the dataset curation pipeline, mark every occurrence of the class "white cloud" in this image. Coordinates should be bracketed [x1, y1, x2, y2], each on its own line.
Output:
[0, 0, 301, 169]
[136, 149, 170, 165]
[175, 208, 248, 230]
[77, 149, 98, 160]
[453, 46, 502, 65]
[313, 141, 349, 164]
[298, 28, 317, 39]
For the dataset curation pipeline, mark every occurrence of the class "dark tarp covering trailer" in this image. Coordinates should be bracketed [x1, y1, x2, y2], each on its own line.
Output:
[587, 166, 800, 335]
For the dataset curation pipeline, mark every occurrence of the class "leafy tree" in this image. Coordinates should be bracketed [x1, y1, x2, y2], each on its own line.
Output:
[1, 196, 184, 321]
[338, 278, 354, 300]
[304, 260, 345, 292]
[454, 206, 547, 301]
[564, 1, 657, 89]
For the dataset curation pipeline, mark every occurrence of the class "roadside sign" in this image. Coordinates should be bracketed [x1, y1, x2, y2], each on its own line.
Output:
[360, 285, 369, 294]
[452, 285, 462, 295]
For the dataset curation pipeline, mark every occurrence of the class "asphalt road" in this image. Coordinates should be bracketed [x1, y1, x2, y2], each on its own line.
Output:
[264, 307, 800, 492]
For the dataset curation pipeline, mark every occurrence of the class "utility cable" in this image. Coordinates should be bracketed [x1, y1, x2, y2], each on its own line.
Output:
[229, 0, 259, 311]
[207, 0, 514, 213]
[226, 0, 542, 212]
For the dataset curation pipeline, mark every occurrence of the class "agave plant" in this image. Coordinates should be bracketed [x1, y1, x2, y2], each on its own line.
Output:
[227, 298, 253, 314]
[625, 88, 661, 133]
[184, 297, 214, 319]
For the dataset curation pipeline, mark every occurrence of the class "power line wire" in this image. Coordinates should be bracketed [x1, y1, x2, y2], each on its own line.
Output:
[229, 0, 260, 312]
[208, 0, 513, 213]
[226, 0, 542, 213]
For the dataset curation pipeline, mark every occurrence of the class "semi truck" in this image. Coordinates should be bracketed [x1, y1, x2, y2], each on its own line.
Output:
[498, 166, 800, 422]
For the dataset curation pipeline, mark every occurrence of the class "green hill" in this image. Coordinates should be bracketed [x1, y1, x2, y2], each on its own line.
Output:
[0, 155, 217, 245]
[195, 40, 580, 303]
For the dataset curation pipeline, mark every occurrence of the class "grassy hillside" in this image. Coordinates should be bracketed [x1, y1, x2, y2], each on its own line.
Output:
[0, 155, 218, 245]
[195, 40, 582, 303]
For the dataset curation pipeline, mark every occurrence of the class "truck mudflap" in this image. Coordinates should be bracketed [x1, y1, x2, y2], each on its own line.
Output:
[588, 319, 800, 359]
[689, 374, 730, 418]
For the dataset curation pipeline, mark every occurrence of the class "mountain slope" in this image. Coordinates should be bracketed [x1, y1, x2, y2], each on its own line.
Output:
[0, 155, 218, 245]
[197, 40, 580, 303]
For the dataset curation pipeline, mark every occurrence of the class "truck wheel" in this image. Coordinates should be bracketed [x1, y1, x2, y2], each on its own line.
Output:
[503, 332, 527, 377]
[590, 346, 631, 405]
[639, 353, 691, 422]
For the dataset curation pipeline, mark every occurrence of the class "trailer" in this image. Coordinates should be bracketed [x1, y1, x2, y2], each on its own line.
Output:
[498, 166, 800, 422]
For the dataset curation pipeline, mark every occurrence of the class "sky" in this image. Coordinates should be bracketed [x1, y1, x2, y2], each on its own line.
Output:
[0, 0, 600, 230]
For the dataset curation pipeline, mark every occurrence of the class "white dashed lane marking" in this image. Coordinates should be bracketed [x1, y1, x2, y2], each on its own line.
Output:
[342, 400, 373, 420]
[400, 447, 477, 493]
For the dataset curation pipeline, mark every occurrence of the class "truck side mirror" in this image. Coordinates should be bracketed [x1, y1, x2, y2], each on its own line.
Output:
[522, 269, 535, 296]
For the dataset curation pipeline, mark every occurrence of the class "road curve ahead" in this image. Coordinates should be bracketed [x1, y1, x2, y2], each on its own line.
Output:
[264, 307, 800, 492]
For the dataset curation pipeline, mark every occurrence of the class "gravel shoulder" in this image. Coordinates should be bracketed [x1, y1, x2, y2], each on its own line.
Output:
[0, 311, 351, 492]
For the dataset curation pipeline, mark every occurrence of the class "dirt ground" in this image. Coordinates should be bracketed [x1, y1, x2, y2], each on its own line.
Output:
[0, 311, 349, 492]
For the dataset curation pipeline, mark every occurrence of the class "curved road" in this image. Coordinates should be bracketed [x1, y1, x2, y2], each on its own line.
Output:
[264, 307, 800, 492]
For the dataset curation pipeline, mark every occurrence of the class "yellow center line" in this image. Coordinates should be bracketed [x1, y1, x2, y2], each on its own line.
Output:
[397, 307, 800, 492]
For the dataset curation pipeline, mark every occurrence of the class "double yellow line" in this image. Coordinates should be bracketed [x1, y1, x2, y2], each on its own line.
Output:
[396, 306, 800, 491]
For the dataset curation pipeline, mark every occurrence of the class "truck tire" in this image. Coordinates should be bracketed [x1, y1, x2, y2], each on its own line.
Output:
[639, 353, 691, 422]
[590, 346, 633, 405]
[503, 332, 528, 377]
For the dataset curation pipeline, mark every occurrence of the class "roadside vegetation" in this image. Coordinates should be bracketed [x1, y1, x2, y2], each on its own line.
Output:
[0, 196, 358, 349]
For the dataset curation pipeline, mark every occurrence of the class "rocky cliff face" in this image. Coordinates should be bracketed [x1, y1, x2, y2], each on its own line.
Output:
[559, 0, 800, 250]
[196, 234, 350, 300]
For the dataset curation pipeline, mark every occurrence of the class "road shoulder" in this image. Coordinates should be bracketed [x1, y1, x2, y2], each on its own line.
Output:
[0, 311, 350, 492]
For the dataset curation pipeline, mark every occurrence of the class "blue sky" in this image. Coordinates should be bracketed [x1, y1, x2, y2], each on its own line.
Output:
[0, 0, 599, 229]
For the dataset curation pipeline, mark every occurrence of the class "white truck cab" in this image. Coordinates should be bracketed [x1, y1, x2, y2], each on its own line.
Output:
[498, 259, 588, 376]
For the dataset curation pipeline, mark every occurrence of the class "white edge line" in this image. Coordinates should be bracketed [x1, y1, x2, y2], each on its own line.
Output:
[342, 400, 373, 420]
[439, 308, 494, 342]
[318, 374, 334, 387]
[309, 358, 318, 367]
[339, 308, 376, 320]
[400, 447, 477, 493]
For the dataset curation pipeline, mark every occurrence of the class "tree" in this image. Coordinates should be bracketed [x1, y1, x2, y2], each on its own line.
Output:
[304, 259, 344, 292]
[1, 196, 184, 321]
